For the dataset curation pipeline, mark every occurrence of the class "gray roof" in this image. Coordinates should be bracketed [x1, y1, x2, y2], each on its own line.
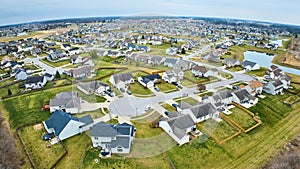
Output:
[50, 92, 81, 109]
[69, 66, 93, 76]
[91, 122, 134, 137]
[165, 114, 194, 139]
[190, 103, 217, 118]
[112, 73, 134, 83]
[272, 80, 283, 87]
[110, 137, 130, 148]
[178, 101, 193, 109]
[233, 88, 256, 101]
[25, 75, 44, 84]
[242, 60, 257, 68]
[79, 115, 94, 125]
[165, 58, 178, 65]
[77, 81, 109, 93]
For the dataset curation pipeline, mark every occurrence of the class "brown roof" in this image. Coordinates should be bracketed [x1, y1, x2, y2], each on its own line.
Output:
[193, 66, 207, 73]
[249, 80, 264, 88]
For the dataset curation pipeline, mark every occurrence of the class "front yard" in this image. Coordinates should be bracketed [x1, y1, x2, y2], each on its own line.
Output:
[247, 67, 268, 77]
[155, 81, 178, 93]
[129, 83, 153, 96]
[41, 58, 71, 67]
[176, 97, 200, 106]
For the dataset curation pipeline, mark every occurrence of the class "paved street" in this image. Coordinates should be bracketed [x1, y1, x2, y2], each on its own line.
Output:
[108, 44, 255, 118]
[25, 56, 66, 74]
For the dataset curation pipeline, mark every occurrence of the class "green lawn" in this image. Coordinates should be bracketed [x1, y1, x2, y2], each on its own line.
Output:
[95, 69, 118, 79]
[228, 108, 258, 130]
[227, 66, 243, 72]
[1, 85, 72, 128]
[247, 67, 268, 77]
[131, 117, 163, 138]
[23, 64, 40, 70]
[180, 79, 196, 87]
[160, 103, 176, 112]
[155, 81, 178, 93]
[44, 79, 72, 89]
[284, 95, 300, 105]
[184, 70, 210, 83]
[129, 83, 153, 96]
[177, 97, 200, 106]
[56, 134, 91, 169]
[41, 58, 71, 67]
[219, 71, 233, 79]
[75, 109, 106, 119]
[19, 125, 66, 169]
[199, 119, 239, 141]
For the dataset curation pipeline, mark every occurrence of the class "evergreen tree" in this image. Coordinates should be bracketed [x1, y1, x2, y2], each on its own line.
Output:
[55, 71, 61, 79]
[7, 89, 12, 96]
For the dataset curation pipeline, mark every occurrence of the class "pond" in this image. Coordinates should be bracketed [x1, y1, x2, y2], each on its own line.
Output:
[244, 51, 300, 75]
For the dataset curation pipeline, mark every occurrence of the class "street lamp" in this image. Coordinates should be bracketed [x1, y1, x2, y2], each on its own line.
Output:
[135, 108, 138, 117]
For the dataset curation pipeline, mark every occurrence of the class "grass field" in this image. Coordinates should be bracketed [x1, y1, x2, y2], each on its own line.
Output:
[228, 107, 258, 130]
[155, 81, 178, 93]
[1, 85, 72, 128]
[19, 125, 65, 169]
[95, 68, 118, 79]
[131, 115, 163, 138]
[75, 109, 106, 119]
[129, 83, 153, 96]
[199, 119, 239, 141]
[177, 97, 200, 106]
[160, 103, 177, 112]
[247, 67, 268, 77]
[56, 134, 91, 169]
[227, 66, 243, 72]
[41, 58, 70, 67]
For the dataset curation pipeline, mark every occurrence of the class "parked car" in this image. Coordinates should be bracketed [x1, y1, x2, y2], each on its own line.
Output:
[164, 111, 170, 116]
[177, 85, 183, 89]
[172, 103, 179, 108]
[154, 86, 160, 92]
[127, 90, 132, 95]
[120, 88, 125, 92]
[172, 82, 178, 86]
[145, 106, 150, 111]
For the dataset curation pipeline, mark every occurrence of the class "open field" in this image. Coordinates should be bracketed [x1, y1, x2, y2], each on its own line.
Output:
[176, 97, 200, 106]
[18, 125, 66, 169]
[227, 66, 243, 72]
[1, 85, 72, 129]
[247, 67, 268, 77]
[228, 107, 258, 130]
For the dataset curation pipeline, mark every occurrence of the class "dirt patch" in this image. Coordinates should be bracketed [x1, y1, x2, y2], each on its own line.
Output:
[262, 134, 300, 169]
[33, 123, 43, 131]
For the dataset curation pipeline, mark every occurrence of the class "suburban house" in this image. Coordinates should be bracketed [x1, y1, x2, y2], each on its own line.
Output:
[48, 50, 66, 60]
[138, 74, 161, 88]
[203, 89, 233, 111]
[164, 58, 178, 67]
[166, 47, 178, 56]
[174, 59, 194, 71]
[90, 122, 135, 154]
[49, 92, 81, 114]
[181, 103, 219, 123]
[222, 58, 241, 68]
[77, 81, 110, 95]
[162, 69, 184, 83]
[68, 47, 81, 55]
[159, 114, 195, 146]
[232, 88, 258, 106]
[148, 56, 165, 65]
[266, 65, 291, 89]
[71, 56, 95, 67]
[61, 44, 71, 50]
[279, 74, 291, 89]
[242, 60, 260, 71]
[43, 110, 93, 141]
[245, 80, 264, 96]
[192, 66, 218, 77]
[68, 66, 95, 79]
[263, 80, 284, 95]
[44, 73, 54, 82]
[109, 73, 134, 90]
[24, 75, 47, 89]
[14, 69, 29, 81]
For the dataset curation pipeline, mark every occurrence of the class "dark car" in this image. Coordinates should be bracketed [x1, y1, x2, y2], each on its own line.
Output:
[177, 85, 183, 89]
[154, 86, 160, 92]
[172, 103, 179, 108]
[172, 82, 178, 86]
[164, 111, 170, 116]
[127, 90, 132, 95]
[42, 133, 52, 140]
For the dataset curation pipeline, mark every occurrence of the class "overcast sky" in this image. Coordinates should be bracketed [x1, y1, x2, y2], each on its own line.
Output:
[0, 0, 299, 26]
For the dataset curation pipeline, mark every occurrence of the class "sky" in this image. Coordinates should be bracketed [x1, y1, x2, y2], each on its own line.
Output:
[0, 0, 300, 26]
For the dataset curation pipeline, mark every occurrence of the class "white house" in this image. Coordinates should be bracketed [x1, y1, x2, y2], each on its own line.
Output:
[232, 88, 258, 106]
[90, 122, 135, 154]
[14, 69, 29, 81]
[138, 74, 161, 88]
[202, 89, 233, 111]
[245, 80, 264, 96]
[164, 58, 178, 68]
[242, 60, 260, 71]
[162, 69, 184, 83]
[109, 73, 134, 90]
[159, 114, 195, 146]
[24, 75, 47, 89]
[181, 103, 219, 123]
[49, 92, 81, 114]
[77, 81, 110, 95]
[263, 80, 284, 95]
[43, 110, 93, 141]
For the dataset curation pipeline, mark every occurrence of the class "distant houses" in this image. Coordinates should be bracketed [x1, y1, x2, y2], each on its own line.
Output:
[242, 60, 260, 71]
[138, 74, 161, 88]
[77, 81, 110, 95]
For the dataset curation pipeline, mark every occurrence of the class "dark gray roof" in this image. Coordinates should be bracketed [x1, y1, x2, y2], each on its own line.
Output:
[272, 80, 283, 87]
[45, 110, 79, 136]
[79, 115, 94, 125]
[25, 76, 44, 84]
[112, 73, 134, 83]
[77, 81, 109, 93]
[91, 122, 134, 137]
[49, 92, 81, 108]
[165, 114, 194, 139]
[178, 101, 193, 109]
[141, 74, 161, 83]
[110, 137, 130, 148]
[165, 58, 178, 65]
[233, 88, 256, 101]
[190, 103, 217, 118]
[242, 60, 257, 68]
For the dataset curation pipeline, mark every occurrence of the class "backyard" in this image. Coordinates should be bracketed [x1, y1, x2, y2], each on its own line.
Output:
[18, 125, 66, 169]
[41, 58, 71, 67]
[129, 83, 153, 96]
[227, 107, 258, 130]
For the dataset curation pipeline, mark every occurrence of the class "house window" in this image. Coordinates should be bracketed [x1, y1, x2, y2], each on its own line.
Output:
[94, 137, 98, 140]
